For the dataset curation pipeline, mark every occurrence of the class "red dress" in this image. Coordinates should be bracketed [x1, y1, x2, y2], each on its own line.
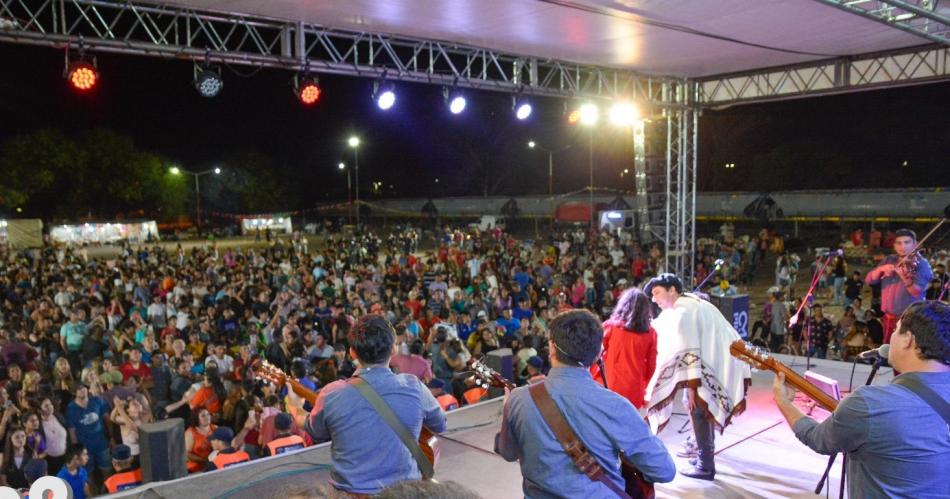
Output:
[591, 320, 657, 409]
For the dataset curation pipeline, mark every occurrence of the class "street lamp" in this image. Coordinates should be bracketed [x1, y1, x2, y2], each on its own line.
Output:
[579, 103, 599, 229]
[348, 136, 361, 228]
[338, 161, 352, 224]
[169, 165, 221, 234]
[527, 140, 572, 200]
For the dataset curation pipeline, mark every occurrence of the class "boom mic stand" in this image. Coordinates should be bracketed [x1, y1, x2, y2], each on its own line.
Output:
[790, 250, 837, 371]
[693, 260, 724, 293]
[813, 355, 886, 497]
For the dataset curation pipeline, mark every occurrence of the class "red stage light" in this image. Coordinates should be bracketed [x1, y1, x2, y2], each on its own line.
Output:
[298, 81, 321, 105]
[67, 62, 98, 91]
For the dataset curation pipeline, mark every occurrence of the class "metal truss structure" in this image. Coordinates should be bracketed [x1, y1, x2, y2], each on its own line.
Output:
[811, 0, 950, 46]
[0, 0, 670, 102]
[661, 81, 698, 284]
[697, 43, 950, 106]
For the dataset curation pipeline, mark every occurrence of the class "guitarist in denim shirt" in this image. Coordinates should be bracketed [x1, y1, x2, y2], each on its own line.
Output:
[774, 301, 950, 499]
[496, 310, 675, 498]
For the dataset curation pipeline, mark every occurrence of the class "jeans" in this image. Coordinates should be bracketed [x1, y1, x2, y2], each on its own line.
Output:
[833, 277, 845, 304]
[690, 405, 715, 472]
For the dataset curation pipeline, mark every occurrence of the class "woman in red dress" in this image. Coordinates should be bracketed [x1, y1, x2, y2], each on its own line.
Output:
[591, 287, 657, 409]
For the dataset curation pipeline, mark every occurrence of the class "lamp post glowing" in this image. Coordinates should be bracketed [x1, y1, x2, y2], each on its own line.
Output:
[527, 140, 572, 221]
[338, 162, 352, 224]
[348, 136, 361, 228]
[169, 165, 221, 233]
[578, 103, 599, 229]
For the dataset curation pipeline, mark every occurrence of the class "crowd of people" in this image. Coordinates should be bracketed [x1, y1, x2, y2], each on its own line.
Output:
[0, 222, 672, 496]
[0, 218, 945, 496]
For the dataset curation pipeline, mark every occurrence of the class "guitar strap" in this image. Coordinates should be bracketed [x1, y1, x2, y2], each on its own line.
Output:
[528, 382, 633, 499]
[892, 375, 950, 426]
[348, 377, 435, 480]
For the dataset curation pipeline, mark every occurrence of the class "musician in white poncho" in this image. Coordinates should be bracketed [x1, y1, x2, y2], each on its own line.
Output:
[643, 273, 751, 481]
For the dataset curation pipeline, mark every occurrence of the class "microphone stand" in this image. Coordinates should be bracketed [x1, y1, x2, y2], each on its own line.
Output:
[791, 251, 836, 370]
[813, 355, 886, 497]
[693, 263, 723, 293]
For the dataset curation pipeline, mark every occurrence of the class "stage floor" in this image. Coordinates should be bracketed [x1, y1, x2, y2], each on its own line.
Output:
[432, 362, 858, 499]
[119, 355, 887, 499]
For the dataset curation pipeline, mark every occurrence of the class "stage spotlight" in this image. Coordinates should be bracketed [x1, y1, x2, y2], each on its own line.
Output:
[373, 81, 396, 110]
[377, 89, 396, 110]
[296, 77, 321, 105]
[608, 102, 639, 127]
[449, 95, 466, 114]
[515, 101, 533, 120]
[194, 66, 223, 98]
[579, 103, 599, 126]
[567, 109, 581, 124]
[66, 61, 98, 91]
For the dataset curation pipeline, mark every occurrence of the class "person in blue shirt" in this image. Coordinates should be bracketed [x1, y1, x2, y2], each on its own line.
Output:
[65, 383, 111, 478]
[290, 314, 447, 496]
[512, 298, 534, 322]
[496, 309, 676, 498]
[495, 308, 521, 338]
[773, 300, 950, 499]
[56, 445, 91, 499]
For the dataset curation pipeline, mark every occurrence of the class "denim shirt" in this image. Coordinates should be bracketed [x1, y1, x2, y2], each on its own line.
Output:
[305, 366, 447, 495]
[496, 367, 675, 498]
[794, 371, 950, 499]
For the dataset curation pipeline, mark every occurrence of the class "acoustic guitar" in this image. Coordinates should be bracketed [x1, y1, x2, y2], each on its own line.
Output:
[252, 360, 440, 467]
[729, 340, 839, 412]
[467, 359, 655, 499]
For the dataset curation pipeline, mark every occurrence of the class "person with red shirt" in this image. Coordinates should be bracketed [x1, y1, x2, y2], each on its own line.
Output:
[119, 349, 152, 382]
[403, 290, 425, 320]
[591, 287, 657, 409]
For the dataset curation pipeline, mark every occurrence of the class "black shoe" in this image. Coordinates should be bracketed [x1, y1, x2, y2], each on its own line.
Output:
[679, 464, 715, 481]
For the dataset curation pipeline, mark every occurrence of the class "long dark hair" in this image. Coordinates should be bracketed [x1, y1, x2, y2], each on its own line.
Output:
[609, 287, 654, 333]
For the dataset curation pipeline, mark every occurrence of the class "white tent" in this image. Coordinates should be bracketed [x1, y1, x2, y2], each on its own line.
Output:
[0, 219, 43, 249]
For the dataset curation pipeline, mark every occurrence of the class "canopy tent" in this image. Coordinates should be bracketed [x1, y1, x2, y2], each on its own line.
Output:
[137, 0, 936, 78]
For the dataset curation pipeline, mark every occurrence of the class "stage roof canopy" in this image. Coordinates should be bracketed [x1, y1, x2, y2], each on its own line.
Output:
[147, 0, 943, 78]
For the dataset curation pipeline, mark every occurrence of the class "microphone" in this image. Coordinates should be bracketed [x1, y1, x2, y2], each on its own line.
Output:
[857, 344, 889, 362]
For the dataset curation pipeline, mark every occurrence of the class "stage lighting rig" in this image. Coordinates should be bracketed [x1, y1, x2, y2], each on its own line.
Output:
[373, 81, 396, 110]
[512, 94, 532, 120]
[193, 63, 223, 98]
[64, 40, 98, 92]
[443, 87, 467, 114]
[294, 75, 322, 105]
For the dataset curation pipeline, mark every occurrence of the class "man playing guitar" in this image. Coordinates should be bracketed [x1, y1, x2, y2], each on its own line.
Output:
[773, 301, 950, 498]
[286, 314, 447, 496]
[495, 309, 675, 498]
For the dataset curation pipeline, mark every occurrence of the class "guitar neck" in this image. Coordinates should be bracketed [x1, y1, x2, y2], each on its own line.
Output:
[287, 378, 318, 405]
[770, 361, 838, 412]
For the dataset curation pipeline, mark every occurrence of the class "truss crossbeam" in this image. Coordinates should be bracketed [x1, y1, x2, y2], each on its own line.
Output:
[697, 44, 950, 106]
[0, 0, 672, 102]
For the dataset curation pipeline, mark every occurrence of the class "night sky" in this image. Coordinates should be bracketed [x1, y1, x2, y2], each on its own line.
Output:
[1, 42, 948, 212]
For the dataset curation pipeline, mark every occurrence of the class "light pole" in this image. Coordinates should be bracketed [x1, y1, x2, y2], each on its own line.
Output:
[169, 166, 221, 234]
[579, 103, 599, 230]
[338, 162, 352, 224]
[528, 140, 572, 224]
[348, 136, 361, 228]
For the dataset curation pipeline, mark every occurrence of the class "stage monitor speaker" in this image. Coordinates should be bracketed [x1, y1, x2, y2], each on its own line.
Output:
[486, 348, 513, 399]
[140, 418, 186, 482]
[710, 294, 750, 338]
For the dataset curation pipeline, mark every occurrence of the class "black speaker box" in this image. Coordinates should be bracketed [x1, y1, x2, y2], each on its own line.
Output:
[139, 418, 187, 482]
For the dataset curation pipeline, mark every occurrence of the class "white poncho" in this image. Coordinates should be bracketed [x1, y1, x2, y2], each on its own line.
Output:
[645, 293, 751, 434]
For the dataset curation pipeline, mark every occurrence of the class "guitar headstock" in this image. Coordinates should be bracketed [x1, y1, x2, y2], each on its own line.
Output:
[252, 359, 288, 387]
[729, 340, 773, 371]
[467, 358, 517, 390]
